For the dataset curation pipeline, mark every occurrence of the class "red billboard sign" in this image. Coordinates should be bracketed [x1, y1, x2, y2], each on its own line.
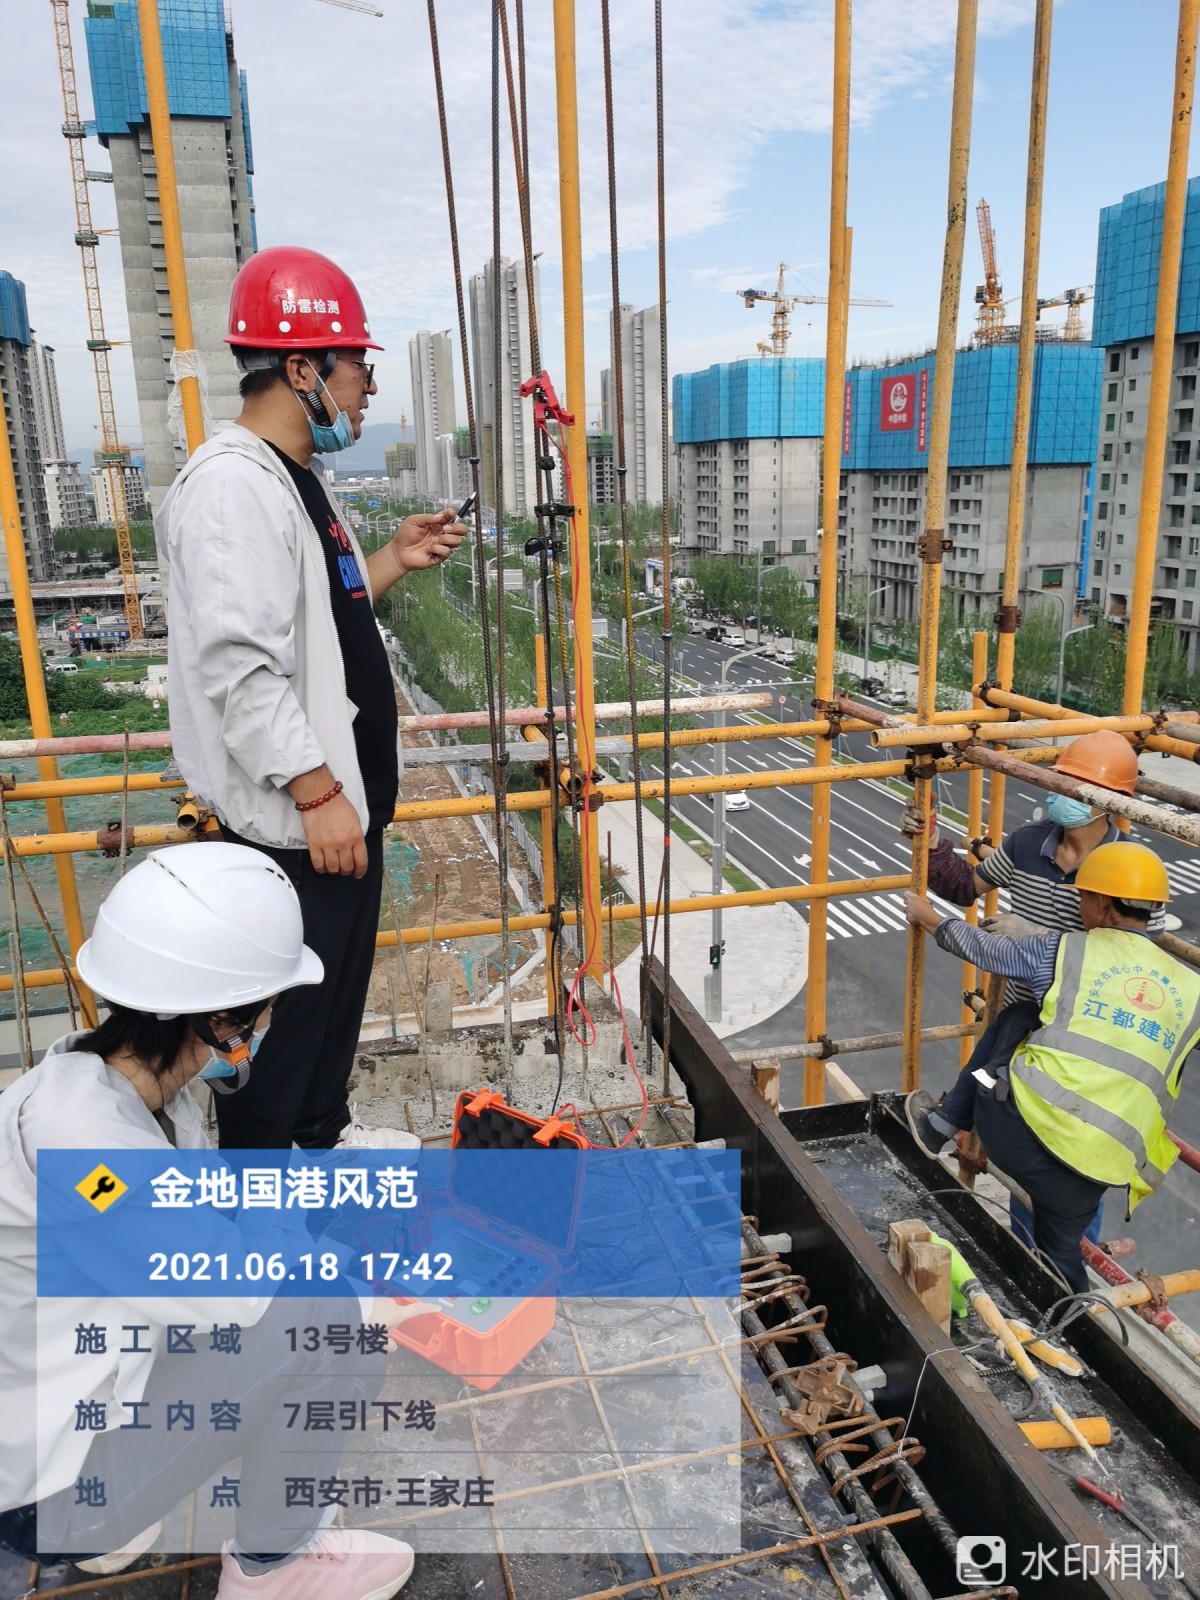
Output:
[842, 380, 853, 455]
[880, 374, 915, 431]
[917, 367, 930, 451]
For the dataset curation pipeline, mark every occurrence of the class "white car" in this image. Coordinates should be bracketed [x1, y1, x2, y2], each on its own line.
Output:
[725, 791, 751, 812]
[725, 630, 746, 647]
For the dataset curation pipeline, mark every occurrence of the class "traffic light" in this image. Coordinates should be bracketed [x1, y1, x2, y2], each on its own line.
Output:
[709, 941, 725, 968]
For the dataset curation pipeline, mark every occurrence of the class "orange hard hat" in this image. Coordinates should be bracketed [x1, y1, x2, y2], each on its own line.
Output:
[226, 246, 381, 352]
[1053, 729, 1139, 795]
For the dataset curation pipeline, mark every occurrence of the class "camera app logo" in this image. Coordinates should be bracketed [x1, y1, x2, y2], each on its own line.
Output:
[956, 1535, 1007, 1587]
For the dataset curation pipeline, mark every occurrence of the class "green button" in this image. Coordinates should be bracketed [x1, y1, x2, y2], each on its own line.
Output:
[469, 1298, 491, 1315]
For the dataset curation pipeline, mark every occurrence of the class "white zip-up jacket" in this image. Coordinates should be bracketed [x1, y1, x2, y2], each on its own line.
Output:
[157, 423, 379, 849]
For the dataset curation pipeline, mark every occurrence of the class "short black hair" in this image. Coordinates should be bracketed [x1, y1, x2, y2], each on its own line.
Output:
[81, 1006, 193, 1079]
[238, 366, 284, 400]
[1111, 897, 1154, 924]
[235, 347, 333, 399]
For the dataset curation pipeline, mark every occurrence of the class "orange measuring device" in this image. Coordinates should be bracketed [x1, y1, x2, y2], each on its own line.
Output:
[390, 1089, 588, 1390]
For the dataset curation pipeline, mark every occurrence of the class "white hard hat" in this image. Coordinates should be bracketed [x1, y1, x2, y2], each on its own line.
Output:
[76, 842, 324, 1014]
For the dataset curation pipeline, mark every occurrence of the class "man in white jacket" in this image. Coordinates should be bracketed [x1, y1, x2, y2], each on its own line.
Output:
[158, 247, 464, 1151]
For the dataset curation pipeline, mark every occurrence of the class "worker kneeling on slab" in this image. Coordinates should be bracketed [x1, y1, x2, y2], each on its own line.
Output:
[904, 842, 1199, 1296]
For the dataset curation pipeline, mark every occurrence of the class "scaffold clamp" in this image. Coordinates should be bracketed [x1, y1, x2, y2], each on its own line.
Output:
[918, 528, 952, 562]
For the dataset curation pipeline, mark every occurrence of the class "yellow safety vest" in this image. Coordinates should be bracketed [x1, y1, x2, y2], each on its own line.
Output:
[1010, 929, 1200, 1207]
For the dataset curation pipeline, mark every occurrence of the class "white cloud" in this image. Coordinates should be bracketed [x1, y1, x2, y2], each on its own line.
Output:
[1, 0, 1035, 447]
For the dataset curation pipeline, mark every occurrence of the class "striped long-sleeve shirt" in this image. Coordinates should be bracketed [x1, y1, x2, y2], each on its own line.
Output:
[933, 917, 1061, 1003]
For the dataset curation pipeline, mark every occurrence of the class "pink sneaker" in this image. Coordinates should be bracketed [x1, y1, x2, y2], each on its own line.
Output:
[217, 1528, 415, 1599]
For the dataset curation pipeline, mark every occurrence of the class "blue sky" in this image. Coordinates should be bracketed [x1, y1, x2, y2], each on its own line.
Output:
[0, 0, 1189, 450]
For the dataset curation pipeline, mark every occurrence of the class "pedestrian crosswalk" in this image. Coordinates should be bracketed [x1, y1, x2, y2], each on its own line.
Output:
[1166, 856, 1200, 900]
[821, 891, 1010, 941]
[819, 856, 1200, 941]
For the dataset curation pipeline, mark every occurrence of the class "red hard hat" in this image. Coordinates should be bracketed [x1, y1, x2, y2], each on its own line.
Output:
[226, 246, 382, 351]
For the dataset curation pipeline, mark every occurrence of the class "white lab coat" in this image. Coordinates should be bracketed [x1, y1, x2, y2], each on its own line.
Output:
[155, 423, 385, 849]
[0, 1038, 276, 1510]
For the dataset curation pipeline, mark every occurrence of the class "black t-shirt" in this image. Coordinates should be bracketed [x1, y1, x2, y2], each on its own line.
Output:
[268, 445, 398, 830]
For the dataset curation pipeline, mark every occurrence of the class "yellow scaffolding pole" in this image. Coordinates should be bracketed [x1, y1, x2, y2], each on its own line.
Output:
[804, 0, 851, 1106]
[552, 0, 602, 980]
[1125, 0, 1200, 714]
[903, 0, 979, 1092]
[959, 631, 990, 1068]
[135, 0, 205, 454]
[0, 379, 96, 1024]
[987, 0, 1054, 874]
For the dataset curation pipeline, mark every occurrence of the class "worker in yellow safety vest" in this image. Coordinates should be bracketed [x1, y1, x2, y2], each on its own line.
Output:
[904, 841, 1200, 1295]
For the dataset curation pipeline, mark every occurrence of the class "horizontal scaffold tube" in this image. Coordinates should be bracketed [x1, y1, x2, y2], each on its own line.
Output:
[0, 693, 778, 763]
[952, 744, 1200, 849]
[871, 712, 1176, 750]
[977, 684, 1200, 764]
[0, 872, 911, 993]
[1, 709, 1026, 803]
[0, 749, 1076, 841]
[729, 1019, 979, 1064]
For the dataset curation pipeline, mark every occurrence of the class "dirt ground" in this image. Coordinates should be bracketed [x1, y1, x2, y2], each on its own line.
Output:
[366, 692, 543, 1021]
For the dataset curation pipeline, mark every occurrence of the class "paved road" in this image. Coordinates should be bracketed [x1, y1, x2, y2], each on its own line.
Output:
[638, 632, 1200, 1283]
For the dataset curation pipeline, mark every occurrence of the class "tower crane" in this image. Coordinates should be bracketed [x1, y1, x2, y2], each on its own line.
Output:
[737, 263, 891, 357]
[314, 0, 384, 14]
[974, 199, 1008, 345]
[49, 0, 142, 641]
[1036, 285, 1093, 343]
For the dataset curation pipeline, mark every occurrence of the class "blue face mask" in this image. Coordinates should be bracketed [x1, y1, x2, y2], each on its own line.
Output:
[1046, 791, 1097, 831]
[296, 364, 356, 454]
[198, 1027, 268, 1082]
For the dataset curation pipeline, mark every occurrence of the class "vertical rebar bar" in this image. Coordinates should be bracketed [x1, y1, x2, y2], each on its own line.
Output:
[803, 0, 851, 1106]
[0, 794, 32, 1072]
[902, 0, 979, 1093]
[1124, 0, 1200, 715]
[654, 0, 674, 1092]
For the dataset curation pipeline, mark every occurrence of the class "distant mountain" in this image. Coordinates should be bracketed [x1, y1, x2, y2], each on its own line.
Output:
[328, 422, 414, 475]
[68, 422, 415, 477]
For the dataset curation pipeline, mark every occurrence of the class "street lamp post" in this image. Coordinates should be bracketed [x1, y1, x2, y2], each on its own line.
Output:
[862, 579, 890, 681]
[707, 640, 774, 1024]
[1024, 563, 1081, 702]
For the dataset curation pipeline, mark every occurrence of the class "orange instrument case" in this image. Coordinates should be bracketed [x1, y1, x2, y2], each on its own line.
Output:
[390, 1089, 588, 1390]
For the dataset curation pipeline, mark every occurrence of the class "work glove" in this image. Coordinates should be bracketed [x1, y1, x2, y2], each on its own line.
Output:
[899, 801, 939, 849]
[980, 912, 1050, 940]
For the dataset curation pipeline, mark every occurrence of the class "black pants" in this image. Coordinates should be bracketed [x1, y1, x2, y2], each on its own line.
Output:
[972, 1088, 1105, 1297]
[0, 1294, 383, 1565]
[217, 826, 385, 1149]
[940, 1006, 1106, 1292]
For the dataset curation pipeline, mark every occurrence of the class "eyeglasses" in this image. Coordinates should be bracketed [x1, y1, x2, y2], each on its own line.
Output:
[343, 358, 375, 389]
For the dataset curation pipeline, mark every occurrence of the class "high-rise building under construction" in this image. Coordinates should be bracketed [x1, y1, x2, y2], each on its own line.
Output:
[408, 329, 456, 500]
[602, 303, 666, 507]
[469, 256, 541, 517]
[84, 0, 255, 509]
[28, 337, 89, 532]
[0, 272, 58, 584]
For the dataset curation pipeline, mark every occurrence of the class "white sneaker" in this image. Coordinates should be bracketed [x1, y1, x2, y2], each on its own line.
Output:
[336, 1103, 420, 1150]
[75, 1520, 162, 1574]
[217, 1528, 414, 1598]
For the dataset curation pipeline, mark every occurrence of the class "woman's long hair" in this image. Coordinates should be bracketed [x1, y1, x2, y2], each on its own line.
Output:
[81, 1008, 194, 1079]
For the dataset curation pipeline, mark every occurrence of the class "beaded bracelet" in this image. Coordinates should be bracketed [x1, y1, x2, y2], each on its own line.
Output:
[295, 780, 343, 813]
